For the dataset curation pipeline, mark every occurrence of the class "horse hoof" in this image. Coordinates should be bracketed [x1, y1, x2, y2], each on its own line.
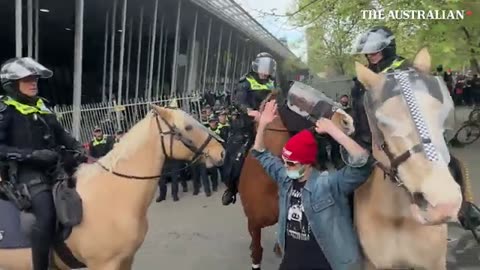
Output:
[251, 265, 261, 270]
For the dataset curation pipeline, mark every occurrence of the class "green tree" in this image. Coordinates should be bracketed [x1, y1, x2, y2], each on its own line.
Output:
[289, 0, 480, 76]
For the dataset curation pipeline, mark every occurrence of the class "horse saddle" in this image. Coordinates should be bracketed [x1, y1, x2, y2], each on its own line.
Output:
[0, 177, 86, 268]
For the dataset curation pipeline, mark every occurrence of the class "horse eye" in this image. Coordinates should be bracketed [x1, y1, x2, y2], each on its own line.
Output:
[185, 125, 193, 131]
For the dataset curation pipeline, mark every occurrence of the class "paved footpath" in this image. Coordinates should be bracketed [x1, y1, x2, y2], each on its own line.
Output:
[132, 107, 480, 270]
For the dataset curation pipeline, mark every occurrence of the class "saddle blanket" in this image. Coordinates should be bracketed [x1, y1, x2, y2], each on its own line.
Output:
[0, 199, 30, 249]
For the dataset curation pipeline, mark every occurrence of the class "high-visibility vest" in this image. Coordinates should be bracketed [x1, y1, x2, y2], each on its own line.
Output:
[3, 96, 53, 115]
[381, 58, 406, 73]
[246, 76, 274, 91]
[92, 137, 107, 146]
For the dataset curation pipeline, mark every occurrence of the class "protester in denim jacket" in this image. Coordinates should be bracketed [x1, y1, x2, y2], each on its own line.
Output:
[250, 100, 374, 270]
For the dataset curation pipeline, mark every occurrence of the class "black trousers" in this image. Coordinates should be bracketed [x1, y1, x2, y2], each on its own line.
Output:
[158, 161, 186, 199]
[31, 190, 56, 270]
[192, 163, 213, 194]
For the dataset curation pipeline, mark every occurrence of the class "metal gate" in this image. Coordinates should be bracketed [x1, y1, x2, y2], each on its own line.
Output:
[54, 94, 202, 144]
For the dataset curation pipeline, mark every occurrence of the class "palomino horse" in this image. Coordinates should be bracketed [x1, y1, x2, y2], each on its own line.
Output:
[0, 105, 225, 270]
[238, 93, 355, 270]
[354, 48, 463, 269]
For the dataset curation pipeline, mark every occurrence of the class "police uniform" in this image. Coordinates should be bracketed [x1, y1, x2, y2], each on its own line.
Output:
[0, 57, 84, 270]
[156, 159, 185, 202]
[350, 27, 409, 149]
[222, 53, 277, 205]
[88, 133, 115, 158]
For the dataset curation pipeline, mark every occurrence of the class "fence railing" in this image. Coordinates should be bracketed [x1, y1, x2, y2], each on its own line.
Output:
[54, 94, 203, 144]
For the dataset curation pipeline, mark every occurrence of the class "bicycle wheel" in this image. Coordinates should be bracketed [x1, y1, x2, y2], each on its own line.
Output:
[454, 123, 480, 146]
[468, 108, 480, 123]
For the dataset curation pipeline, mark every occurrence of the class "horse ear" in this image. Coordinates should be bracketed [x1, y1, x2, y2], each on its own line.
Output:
[150, 104, 173, 121]
[355, 62, 383, 91]
[413, 47, 431, 74]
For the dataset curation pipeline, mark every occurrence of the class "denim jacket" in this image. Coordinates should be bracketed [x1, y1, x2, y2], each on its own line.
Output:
[251, 149, 374, 270]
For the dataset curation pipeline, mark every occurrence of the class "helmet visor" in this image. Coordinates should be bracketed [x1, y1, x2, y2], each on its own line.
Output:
[350, 30, 394, 55]
[0, 57, 53, 83]
[252, 57, 277, 76]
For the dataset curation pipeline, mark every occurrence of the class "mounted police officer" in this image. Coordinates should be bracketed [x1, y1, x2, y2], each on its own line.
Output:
[221, 52, 277, 205]
[351, 26, 480, 230]
[350, 26, 409, 149]
[0, 57, 85, 270]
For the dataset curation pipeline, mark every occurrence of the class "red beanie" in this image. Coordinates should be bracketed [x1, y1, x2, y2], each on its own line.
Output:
[282, 130, 318, 165]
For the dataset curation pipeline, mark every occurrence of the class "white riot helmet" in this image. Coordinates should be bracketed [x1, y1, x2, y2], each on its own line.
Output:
[0, 57, 52, 93]
[251, 52, 277, 78]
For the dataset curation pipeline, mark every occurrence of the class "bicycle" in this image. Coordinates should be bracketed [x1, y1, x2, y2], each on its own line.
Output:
[468, 106, 480, 123]
[451, 107, 480, 146]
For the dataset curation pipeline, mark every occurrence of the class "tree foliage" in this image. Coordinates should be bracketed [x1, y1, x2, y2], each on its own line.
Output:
[289, 0, 480, 76]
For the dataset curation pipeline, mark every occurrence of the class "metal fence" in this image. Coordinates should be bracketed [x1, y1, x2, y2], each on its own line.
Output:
[54, 94, 203, 144]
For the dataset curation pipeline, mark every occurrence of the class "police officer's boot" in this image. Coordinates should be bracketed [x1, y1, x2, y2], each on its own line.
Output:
[222, 188, 237, 205]
[156, 184, 167, 203]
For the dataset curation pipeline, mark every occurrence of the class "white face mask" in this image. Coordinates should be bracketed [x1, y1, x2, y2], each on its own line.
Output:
[286, 166, 305, 180]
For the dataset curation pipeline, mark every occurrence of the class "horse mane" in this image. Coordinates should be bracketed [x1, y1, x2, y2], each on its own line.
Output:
[259, 89, 280, 113]
[75, 112, 157, 181]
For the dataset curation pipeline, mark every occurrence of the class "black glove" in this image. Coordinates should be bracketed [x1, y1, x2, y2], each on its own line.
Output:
[29, 149, 59, 166]
[73, 148, 89, 163]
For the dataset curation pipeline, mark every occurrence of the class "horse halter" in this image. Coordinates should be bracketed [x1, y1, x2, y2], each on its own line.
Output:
[373, 70, 441, 189]
[153, 109, 213, 163]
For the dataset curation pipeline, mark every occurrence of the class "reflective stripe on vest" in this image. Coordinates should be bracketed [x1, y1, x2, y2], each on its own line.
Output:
[381, 59, 406, 73]
[246, 76, 274, 91]
[218, 123, 230, 129]
[3, 96, 52, 115]
[92, 137, 107, 146]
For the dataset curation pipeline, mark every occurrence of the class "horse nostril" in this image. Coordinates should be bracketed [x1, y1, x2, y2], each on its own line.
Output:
[413, 192, 429, 210]
[221, 150, 225, 159]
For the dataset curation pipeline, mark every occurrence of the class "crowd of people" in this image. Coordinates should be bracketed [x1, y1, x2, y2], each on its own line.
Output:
[443, 69, 480, 106]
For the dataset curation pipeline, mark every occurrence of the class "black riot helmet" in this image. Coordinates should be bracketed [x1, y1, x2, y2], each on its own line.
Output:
[251, 52, 277, 78]
[351, 26, 397, 59]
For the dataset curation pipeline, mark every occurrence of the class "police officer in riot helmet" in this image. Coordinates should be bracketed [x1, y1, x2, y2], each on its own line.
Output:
[221, 52, 277, 205]
[350, 26, 409, 149]
[0, 57, 85, 270]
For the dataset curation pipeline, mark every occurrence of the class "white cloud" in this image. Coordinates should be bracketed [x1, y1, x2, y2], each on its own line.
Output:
[234, 0, 307, 60]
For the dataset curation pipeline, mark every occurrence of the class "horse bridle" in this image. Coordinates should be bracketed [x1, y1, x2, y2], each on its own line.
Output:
[373, 70, 441, 194]
[374, 142, 425, 190]
[95, 109, 214, 180]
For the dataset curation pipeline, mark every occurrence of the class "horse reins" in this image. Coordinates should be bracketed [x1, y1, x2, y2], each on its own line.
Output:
[94, 109, 214, 180]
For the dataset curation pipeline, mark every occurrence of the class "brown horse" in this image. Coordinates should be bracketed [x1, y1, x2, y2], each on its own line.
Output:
[0, 105, 225, 270]
[354, 48, 463, 269]
[238, 93, 355, 269]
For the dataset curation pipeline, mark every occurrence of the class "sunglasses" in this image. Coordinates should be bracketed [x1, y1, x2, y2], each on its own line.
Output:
[282, 157, 299, 167]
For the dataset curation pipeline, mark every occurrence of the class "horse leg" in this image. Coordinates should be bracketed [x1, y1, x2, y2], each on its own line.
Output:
[248, 221, 263, 270]
[364, 260, 377, 270]
[119, 256, 135, 270]
[88, 260, 123, 270]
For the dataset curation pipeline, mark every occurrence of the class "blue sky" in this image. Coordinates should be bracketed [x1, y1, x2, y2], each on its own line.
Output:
[234, 0, 307, 60]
